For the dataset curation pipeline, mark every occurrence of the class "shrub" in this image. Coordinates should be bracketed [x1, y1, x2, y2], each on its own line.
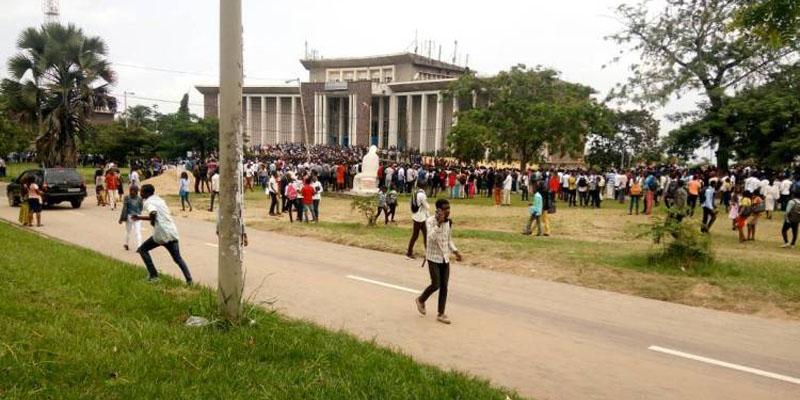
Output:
[638, 208, 713, 270]
[351, 195, 379, 226]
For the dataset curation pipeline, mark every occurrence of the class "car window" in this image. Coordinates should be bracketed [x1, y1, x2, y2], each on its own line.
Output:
[20, 171, 42, 185]
[45, 168, 81, 183]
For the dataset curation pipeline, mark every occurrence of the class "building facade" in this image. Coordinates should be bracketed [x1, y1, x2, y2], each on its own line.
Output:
[196, 53, 468, 153]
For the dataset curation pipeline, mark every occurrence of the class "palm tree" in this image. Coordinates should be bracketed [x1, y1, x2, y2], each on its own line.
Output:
[2, 23, 116, 167]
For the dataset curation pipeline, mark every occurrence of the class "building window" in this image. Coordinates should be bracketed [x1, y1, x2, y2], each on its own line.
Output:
[384, 76, 393, 83]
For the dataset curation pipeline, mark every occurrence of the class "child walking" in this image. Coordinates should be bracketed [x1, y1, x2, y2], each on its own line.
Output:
[179, 171, 192, 212]
[119, 185, 143, 251]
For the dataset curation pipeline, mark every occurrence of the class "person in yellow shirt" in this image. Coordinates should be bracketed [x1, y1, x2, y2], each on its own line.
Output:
[686, 176, 702, 217]
[736, 192, 753, 243]
[567, 174, 577, 207]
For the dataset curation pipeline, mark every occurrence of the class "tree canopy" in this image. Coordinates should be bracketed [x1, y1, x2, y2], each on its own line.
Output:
[447, 65, 604, 170]
[608, 0, 799, 170]
[586, 109, 661, 171]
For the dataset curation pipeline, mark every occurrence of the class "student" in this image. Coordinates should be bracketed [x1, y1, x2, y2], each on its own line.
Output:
[700, 182, 717, 233]
[736, 192, 753, 243]
[686, 176, 702, 216]
[406, 187, 430, 259]
[386, 185, 398, 223]
[106, 170, 119, 210]
[300, 177, 315, 223]
[179, 171, 192, 212]
[629, 175, 643, 215]
[132, 184, 193, 284]
[95, 169, 107, 206]
[376, 186, 389, 224]
[284, 173, 299, 223]
[267, 171, 280, 216]
[311, 174, 323, 222]
[27, 175, 43, 227]
[781, 192, 800, 248]
[119, 185, 143, 251]
[208, 169, 220, 212]
[415, 199, 462, 325]
[522, 189, 543, 236]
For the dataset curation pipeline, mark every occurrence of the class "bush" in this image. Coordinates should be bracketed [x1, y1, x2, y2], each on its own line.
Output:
[351, 195, 379, 226]
[638, 208, 713, 270]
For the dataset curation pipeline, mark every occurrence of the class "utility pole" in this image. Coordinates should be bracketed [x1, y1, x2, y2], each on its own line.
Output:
[218, 0, 244, 321]
[123, 91, 135, 128]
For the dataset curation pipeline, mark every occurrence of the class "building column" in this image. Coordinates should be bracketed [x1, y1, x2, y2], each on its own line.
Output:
[260, 96, 266, 146]
[405, 95, 413, 150]
[377, 97, 385, 148]
[419, 94, 428, 153]
[388, 95, 398, 148]
[290, 97, 296, 143]
[321, 95, 328, 145]
[452, 95, 459, 126]
[245, 96, 252, 144]
[349, 94, 357, 146]
[313, 93, 320, 145]
[434, 93, 443, 154]
[275, 96, 282, 144]
[338, 97, 345, 146]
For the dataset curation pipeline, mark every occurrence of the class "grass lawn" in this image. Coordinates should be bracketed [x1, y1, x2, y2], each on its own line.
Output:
[0, 221, 520, 400]
[156, 183, 800, 320]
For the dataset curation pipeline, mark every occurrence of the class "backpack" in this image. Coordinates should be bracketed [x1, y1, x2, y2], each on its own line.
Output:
[787, 200, 800, 224]
[630, 182, 642, 196]
[286, 184, 297, 200]
[410, 192, 420, 213]
[578, 177, 587, 187]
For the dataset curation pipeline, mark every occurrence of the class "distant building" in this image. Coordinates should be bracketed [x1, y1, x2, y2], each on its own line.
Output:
[197, 52, 469, 153]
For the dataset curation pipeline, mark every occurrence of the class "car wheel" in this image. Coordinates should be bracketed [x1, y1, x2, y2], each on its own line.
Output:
[71, 200, 82, 209]
[8, 194, 18, 207]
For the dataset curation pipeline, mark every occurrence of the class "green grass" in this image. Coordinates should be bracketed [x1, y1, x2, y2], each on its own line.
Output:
[0, 222, 521, 400]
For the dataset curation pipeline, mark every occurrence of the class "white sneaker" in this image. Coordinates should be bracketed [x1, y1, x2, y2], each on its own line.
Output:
[781, 243, 792, 248]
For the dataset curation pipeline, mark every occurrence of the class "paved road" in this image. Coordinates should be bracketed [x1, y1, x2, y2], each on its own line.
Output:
[2, 189, 799, 400]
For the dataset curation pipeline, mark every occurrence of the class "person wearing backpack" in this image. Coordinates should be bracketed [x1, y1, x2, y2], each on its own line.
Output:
[406, 187, 430, 259]
[781, 192, 800, 248]
[386, 185, 398, 223]
[284, 173, 299, 223]
[700, 182, 718, 233]
[629, 173, 643, 215]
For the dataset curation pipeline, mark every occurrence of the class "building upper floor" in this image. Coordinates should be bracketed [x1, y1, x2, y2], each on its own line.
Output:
[300, 52, 467, 84]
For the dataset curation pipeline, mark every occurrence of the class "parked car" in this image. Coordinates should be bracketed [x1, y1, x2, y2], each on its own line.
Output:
[7, 168, 87, 208]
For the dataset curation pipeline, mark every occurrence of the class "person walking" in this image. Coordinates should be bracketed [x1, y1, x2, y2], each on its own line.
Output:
[376, 186, 389, 224]
[781, 192, 800, 248]
[300, 177, 315, 223]
[132, 184, 193, 284]
[414, 199, 462, 325]
[386, 185, 398, 223]
[119, 185, 143, 251]
[208, 169, 220, 212]
[701, 182, 717, 233]
[522, 189, 543, 236]
[106, 169, 120, 210]
[94, 169, 107, 206]
[311, 174, 323, 222]
[284, 173, 299, 223]
[26, 175, 43, 227]
[179, 171, 193, 212]
[629, 175, 643, 215]
[267, 171, 280, 216]
[406, 187, 430, 259]
[502, 171, 513, 206]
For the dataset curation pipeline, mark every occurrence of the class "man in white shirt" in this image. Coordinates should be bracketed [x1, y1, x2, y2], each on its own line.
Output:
[502, 171, 513, 206]
[133, 184, 193, 284]
[208, 170, 220, 212]
[744, 174, 761, 194]
[406, 187, 430, 259]
[406, 167, 416, 193]
[311, 174, 323, 222]
[267, 171, 280, 216]
[780, 175, 793, 211]
[415, 198, 462, 325]
[129, 168, 140, 188]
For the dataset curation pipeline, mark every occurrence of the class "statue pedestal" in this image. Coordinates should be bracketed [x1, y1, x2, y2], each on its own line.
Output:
[351, 174, 379, 195]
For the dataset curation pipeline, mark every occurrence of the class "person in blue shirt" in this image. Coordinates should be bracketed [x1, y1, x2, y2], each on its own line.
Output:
[701, 182, 717, 233]
[522, 189, 543, 236]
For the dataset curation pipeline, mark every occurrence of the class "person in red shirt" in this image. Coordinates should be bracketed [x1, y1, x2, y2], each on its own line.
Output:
[105, 170, 120, 210]
[301, 177, 315, 223]
[336, 164, 346, 192]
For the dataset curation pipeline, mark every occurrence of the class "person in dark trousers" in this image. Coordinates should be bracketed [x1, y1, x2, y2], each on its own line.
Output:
[267, 171, 280, 216]
[415, 199, 463, 325]
[132, 184, 193, 285]
[406, 188, 430, 259]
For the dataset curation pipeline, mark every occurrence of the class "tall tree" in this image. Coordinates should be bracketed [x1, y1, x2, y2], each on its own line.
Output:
[178, 93, 190, 116]
[2, 23, 116, 167]
[608, 0, 798, 170]
[446, 109, 492, 165]
[448, 66, 602, 171]
[586, 109, 661, 170]
[736, 0, 800, 47]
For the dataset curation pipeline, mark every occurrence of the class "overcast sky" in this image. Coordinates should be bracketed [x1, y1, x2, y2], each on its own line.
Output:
[1, 0, 705, 146]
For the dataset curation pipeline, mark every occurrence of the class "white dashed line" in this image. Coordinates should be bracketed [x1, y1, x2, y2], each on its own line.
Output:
[346, 275, 419, 294]
[204, 242, 219, 248]
[648, 345, 800, 385]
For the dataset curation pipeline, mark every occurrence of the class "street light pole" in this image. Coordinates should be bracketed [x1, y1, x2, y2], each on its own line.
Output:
[123, 90, 135, 127]
[218, 0, 244, 321]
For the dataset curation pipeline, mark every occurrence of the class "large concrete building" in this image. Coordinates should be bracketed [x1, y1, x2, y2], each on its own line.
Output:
[196, 52, 469, 153]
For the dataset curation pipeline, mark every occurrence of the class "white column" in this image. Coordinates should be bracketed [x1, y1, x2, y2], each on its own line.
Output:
[321, 95, 328, 145]
[290, 96, 296, 143]
[260, 96, 266, 146]
[275, 96, 282, 144]
[350, 94, 358, 146]
[420, 94, 428, 152]
[338, 98, 345, 146]
[377, 97, 385, 148]
[245, 96, 252, 143]
[452, 95, 459, 126]
[405, 95, 413, 150]
[313, 93, 319, 145]
[388, 95, 398, 148]
[434, 93, 443, 154]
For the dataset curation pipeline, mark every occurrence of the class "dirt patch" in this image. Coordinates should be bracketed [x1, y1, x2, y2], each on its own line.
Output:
[686, 282, 724, 300]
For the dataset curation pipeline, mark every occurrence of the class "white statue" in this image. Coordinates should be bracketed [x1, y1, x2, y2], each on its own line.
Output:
[352, 145, 380, 195]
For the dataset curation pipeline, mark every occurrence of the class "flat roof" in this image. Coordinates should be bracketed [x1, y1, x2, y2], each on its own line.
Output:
[300, 52, 467, 73]
[195, 86, 301, 95]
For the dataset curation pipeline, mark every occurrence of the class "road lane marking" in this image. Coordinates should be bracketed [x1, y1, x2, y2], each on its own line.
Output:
[346, 275, 419, 294]
[648, 345, 800, 385]
[204, 242, 218, 248]
[67, 211, 85, 216]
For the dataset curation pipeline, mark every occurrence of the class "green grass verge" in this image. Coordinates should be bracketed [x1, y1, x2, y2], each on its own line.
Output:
[0, 222, 521, 400]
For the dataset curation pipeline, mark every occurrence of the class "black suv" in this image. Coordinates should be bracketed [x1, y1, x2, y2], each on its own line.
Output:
[7, 168, 87, 208]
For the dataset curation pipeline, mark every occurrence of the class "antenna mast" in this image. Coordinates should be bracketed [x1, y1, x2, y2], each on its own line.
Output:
[43, 0, 60, 23]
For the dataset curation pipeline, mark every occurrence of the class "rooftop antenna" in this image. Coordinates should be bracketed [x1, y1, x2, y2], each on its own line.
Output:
[465, 54, 469, 67]
[452, 40, 458, 64]
[43, 0, 60, 23]
[304, 40, 308, 59]
[414, 30, 418, 54]
[438, 44, 441, 61]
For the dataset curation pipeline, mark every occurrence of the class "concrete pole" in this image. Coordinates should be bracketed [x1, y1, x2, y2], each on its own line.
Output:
[377, 97, 384, 148]
[290, 96, 297, 143]
[420, 94, 428, 153]
[434, 93, 443, 155]
[406, 95, 413, 150]
[338, 98, 345, 146]
[260, 96, 266, 146]
[388, 95, 398, 148]
[218, 0, 244, 321]
[276, 96, 282, 144]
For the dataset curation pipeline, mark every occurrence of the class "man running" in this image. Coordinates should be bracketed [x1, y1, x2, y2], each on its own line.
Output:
[133, 184, 193, 285]
[415, 199, 462, 325]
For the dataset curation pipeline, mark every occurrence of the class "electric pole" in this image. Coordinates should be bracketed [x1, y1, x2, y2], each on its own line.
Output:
[218, 0, 244, 321]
